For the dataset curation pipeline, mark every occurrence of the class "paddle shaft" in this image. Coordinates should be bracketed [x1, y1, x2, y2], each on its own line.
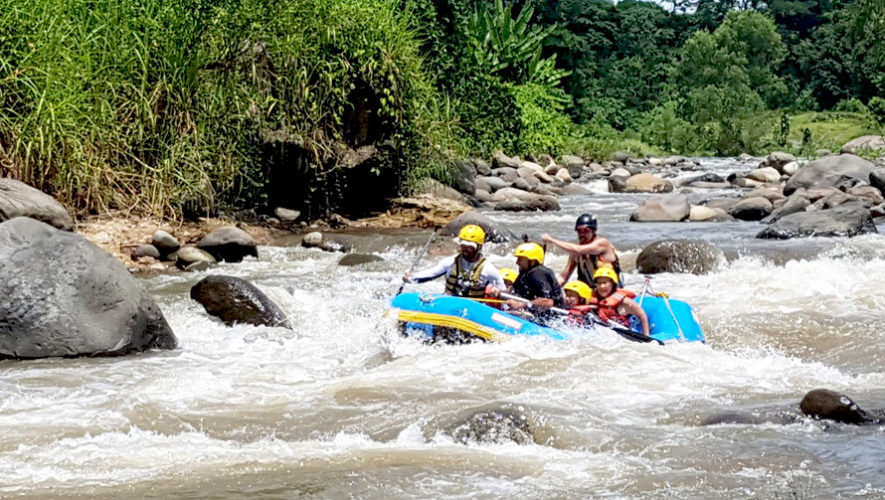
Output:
[396, 226, 440, 295]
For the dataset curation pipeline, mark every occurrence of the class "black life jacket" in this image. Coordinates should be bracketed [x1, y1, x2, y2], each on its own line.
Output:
[576, 253, 622, 288]
[444, 255, 487, 297]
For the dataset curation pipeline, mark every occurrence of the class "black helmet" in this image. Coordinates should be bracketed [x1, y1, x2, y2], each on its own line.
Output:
[575, 213, 597, 230]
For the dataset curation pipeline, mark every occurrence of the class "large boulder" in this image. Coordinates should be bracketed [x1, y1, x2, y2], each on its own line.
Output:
[745, 167, 782, 183]
[762, 194, 811, 224]
[175, 245, 217, 270]
[414, 178, 470, 205]
[475, 175, 508, 193]
[630, 194, 690, 222]
[197, 226, 258, 263]
[759, 151, 796, 174]
[636, 239, 724, 274]
[440, 211, 516, 242]
[689, 205, 733, 222]
[0, 217, 177, 358]
[870, 168, 885, 198]
[0, 178, 74, 231]
[452, 160, 476, 195]
[625, 173, 674, 193]
[492, 151, 522, 170]
[494, 195, 560, 212]
[840, 135, 885, 154]
[756, 202, 877, 239]
[151, 229, 180, 260]
[728, 197, 773, 221]
[800, 389, 883, 425]
[783, 154, 876, 196]
[561, 155, 585, 178]
[190, 275, 288, 328]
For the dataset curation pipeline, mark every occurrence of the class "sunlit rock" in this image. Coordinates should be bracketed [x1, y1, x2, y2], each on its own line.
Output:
[636, 239, 724, 274]
[190, 275, 288, 328]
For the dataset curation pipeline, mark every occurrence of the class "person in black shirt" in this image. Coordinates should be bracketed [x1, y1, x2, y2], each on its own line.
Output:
[501, 242, 564, 321]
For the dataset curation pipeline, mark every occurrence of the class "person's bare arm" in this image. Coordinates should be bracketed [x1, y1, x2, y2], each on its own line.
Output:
[542, 234, 607, 256]
[531, 297, 554, 308]
[621, 298, 650, 337]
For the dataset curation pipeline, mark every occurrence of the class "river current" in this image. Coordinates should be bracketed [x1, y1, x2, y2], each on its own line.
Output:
[1, 158, 884, 498]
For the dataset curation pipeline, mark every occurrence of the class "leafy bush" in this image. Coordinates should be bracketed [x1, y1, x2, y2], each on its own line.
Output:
[868, 97, 885, 132]
[834, 98, 869, 113]
[510, 83, 576, 155]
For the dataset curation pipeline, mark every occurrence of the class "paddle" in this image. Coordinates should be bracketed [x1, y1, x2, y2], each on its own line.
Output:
[396, 225, 441, 296]
[496, 291, 662, 344]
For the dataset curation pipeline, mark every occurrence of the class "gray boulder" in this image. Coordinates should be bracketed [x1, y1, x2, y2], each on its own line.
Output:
[611, 151, 630, 163]
[0, 178, 74, 231]
[175, 245, 216, 270]
[728, 197, 773, 221]
[783, 154, 876, 196]
[492, 151, 522, 170]
[475, 175, 508, 193]
[757, 202, 877, 239]
[492, 166, 520, 183]
[762, 194, 811, 224]
[561, 155, 585, 178]
[636, 239, 724, 274]
[190, 275, 288, 328]
[274, 207, 301, 222]
[841, 135, 885, 154]
[197, 226, 258, 263]
[494, 196, 560, 212]
[414, 178, 470, 204]
[151, 229, 180, 259]
[473, 159, 492, 176]
[448, 405, 534, 445]
[630, 194, 691, 222]
[131, 244, 160, 260]
[441, 211, 516, 243]
[870, 169, 885, 198]
[625, 173, 674, 193]
[759, 151, 796, 174]
[452, 160, 476, 195]
[0, 217, 176, 358]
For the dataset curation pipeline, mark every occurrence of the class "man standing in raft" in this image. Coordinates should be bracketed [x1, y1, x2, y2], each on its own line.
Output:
[590, 265, 650, 337]
[403, 224, 505, 297]
[541, 213, 622, 288]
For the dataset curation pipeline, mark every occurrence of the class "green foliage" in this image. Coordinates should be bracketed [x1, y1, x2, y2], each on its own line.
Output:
[868, 97, 885, 132]
[510, 82, 575, 155]
[639, 101, 702, 154]
[834, 98, 868, 113]
[0, 0, 447, 216]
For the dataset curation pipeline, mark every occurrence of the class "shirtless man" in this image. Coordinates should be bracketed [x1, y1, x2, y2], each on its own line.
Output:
[541, 213, 622, 288]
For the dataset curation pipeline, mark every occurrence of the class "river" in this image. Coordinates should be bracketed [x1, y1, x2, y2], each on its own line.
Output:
[1, 157, 884, 498]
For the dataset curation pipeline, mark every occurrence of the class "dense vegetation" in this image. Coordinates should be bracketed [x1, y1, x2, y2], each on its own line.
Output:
[0, 0, 882, 218]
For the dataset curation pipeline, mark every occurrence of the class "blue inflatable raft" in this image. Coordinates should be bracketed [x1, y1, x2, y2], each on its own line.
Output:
[390, 292, 705, 344]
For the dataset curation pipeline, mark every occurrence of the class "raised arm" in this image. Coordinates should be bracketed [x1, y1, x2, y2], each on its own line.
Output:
[541, 233, 608, 256]
[621, 298, 650, 337]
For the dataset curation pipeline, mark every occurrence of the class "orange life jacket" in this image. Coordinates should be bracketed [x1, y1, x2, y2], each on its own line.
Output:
[587, 289, 636, 327]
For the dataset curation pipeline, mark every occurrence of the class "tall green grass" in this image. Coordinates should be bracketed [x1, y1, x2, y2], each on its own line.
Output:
[0, 0, 453, 217]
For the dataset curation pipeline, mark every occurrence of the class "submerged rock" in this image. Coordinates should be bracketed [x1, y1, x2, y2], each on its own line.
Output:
[190, 275, 288, 327]
[800, 388, 883, 425]
[0, 217, 177, 358]
[338, 253, 384, 266]
[448, 405, 535, 445]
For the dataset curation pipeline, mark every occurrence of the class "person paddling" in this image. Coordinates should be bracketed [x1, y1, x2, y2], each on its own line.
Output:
[403, 224, 504, 297]
[589, 265, 650, 337]
[498, 267, 517, 292]
[488, 242, 564, 321]
[542, 213, 622, 288]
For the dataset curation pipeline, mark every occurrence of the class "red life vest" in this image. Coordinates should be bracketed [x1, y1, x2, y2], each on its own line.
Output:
[587, 289, 636, 327]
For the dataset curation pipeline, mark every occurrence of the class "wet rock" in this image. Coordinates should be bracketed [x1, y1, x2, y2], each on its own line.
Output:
[475, 175, 508, 193]
[0, 217, 177, 358]
[742, 188, 786, 203]
[759, 151, 796, 174]
[762, 194, 811, 224]
[492, 166, 519, 183]
[630, 194, 690, 222]
[757, 202, 877, 239]
[131, 244, 160, 260]
[608, 175, 628, 193]
[783, 154, 876, 196]
[840, 135, 885, 154]
[441, 211, 516, 243]
[490, 187, 537, 202]
[175, 245, 216, 270]
[151, 230, 180, 259]
[448, 405, 534, 445]
[702, 198, 741, 212]
[681, 173, 726, 186]
[452, 160, 476, 195]
[274, 207, 301, 222]
[625, 173, 673, 193]
[689, 205, 733, 222]
[302, 231, 323, 248]
[494, 196, 560, 212]
[197, 226, 258, 263]
[745, 167, 782, 183]
[190, 275, 288, 328]
[636, 239, 723, 274]
[870, 168, 885, 198]
[473, 159, 492, 176]
[338, 253, 384, 266]
[561, 155, 585, 178]
[0, 179, 74, 231]
[558, 183, 591, 196]
[800, 389, 883, 425]
[492, 151, 522, 170]
[728, 197, 773, 221]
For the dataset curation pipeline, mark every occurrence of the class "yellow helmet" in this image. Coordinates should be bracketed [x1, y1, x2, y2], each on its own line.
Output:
[514, 242, 544, 264]
[499, 267, 518, 283]
[592, 265, 619, 284]
[563, 280, 593, 303]
[457, 224, 486, 245]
